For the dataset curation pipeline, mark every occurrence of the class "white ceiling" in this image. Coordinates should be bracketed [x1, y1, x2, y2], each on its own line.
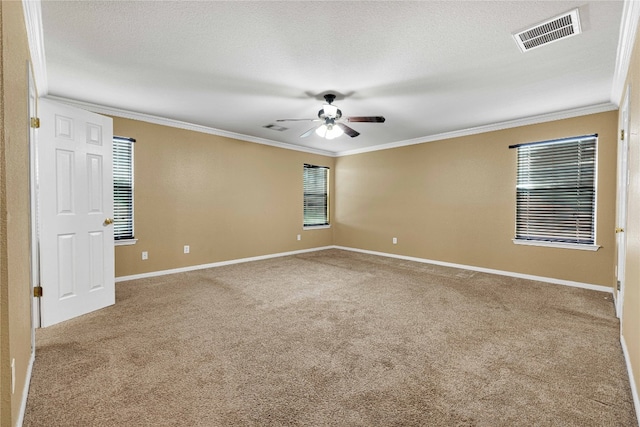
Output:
[39, 1, 625, 156]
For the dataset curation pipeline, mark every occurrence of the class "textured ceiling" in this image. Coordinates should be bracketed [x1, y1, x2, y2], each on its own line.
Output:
[40, 1, 625, 155]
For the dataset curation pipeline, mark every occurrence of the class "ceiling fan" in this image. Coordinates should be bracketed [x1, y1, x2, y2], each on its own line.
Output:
[276, 94, 385, 139]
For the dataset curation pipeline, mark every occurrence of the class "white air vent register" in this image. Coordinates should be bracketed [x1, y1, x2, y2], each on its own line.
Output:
[513, 9, 582, 52]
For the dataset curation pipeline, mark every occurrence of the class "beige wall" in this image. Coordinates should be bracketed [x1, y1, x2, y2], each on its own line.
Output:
[113, 118, 335, 278]
[334, 112, 618, 287]
[114, 111, 619, 287]
[1, 1, 33, 425]
[621, 22, 640, 412]
[5, 1, 637, 423]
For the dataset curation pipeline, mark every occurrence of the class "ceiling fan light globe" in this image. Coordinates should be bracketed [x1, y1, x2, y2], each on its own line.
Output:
[315, 125, 328, 137]
[326, 124, 344, 139]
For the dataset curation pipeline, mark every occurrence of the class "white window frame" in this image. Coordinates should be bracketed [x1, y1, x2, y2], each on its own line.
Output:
[510, 134, 600, 251]
[303, 163, 330, 229]
[113, 136, 137, 246]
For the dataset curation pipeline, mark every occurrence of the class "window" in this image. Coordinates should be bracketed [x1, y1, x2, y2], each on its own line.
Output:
[511, 134, 597, 249]
[113, 136, 135, 242]
[303, 164, 329, 227]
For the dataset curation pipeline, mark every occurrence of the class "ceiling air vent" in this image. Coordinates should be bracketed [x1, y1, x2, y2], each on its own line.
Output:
[513, 9, 581, 52]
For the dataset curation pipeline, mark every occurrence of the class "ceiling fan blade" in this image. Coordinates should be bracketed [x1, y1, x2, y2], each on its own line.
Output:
[276, 118, 320, 122]
[300, 126, 319, 138]
[337, 123, 360, 138]
[347, 116, 386, 123]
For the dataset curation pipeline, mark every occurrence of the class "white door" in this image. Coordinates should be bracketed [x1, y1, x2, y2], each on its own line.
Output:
[37, 99, 115, 327]
[615, 86, 630, 319]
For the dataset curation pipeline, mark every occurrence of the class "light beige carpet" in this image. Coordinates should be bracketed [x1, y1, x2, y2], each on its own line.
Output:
[23, 249, 636, 426]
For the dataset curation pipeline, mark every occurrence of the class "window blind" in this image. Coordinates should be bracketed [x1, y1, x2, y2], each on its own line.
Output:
[113, 136, 135, 240]
[513, 135, 596, 245]
[303, 164, 329, 226]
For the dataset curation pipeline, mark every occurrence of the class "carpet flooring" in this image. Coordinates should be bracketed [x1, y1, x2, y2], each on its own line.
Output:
[23, 249, 636, 426]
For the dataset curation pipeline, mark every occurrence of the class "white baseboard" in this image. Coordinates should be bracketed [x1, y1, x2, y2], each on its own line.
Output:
[118, 245, 614, 295]
[333, 246, 613, 294]
[621, 334, 640, 426]
[116, 244, 634, 425]
[16, 351, 35, 427]
[115, 246, 334, 282]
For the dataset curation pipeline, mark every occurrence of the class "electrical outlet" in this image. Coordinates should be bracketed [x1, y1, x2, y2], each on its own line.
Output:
[184, 245, 190, 254]
[142, 251, 148, 260]
[297, 234, 301, 241]
[393, 237, 398, 244]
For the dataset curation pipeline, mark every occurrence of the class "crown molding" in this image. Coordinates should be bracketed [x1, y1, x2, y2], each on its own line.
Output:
[22, 0, 48, 96]
[46, 96, 616, 159]
[44, 96, 336, 157]
[335, 102, 618, 157]
[20, 0, 629, 159]
[611, 0, 640, 106]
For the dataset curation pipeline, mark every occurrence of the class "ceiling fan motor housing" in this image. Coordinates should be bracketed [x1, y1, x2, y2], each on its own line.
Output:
[318, 93, 342, 119]
[318, 108, 342, 120]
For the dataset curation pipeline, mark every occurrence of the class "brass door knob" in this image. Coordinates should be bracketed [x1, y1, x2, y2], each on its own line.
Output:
[104, 218, 114, 225]
[615, 227, 624, 233]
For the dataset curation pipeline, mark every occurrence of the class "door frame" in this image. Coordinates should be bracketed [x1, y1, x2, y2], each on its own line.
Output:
[28, 64, 39, 340]
[615, 84, 631, 319]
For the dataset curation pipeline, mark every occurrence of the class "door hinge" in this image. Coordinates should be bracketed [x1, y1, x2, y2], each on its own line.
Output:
[30, 117, 40, 129]
[617, 280, 621, 291]
[621, 129, 625, 140]
[33, 286, 43, 298]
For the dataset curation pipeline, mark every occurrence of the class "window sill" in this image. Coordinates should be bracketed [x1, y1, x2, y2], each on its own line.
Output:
[512, 239, 600, 251]
[115, 239, 138, 247]
[304, 225, 331, 230]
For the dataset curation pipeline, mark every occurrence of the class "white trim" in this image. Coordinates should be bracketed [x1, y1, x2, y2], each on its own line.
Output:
[22, 0, 48, 96]
[611, 0, 640, 106]
[117, 245, 614, 293]
[615, 84, 631, 320]
[115, 246, 334, 282]
[304, 225, 331, 230]
[621, 334, 640, 426]
[43, 96, 616, 159]
[43, 95, 336, 157]
[333, 246, 613, 294]
[115, 239, 138, 247]
[335, 103, 617, 157]
[16, 352, 35, 427]
[512, 239, 600, 252]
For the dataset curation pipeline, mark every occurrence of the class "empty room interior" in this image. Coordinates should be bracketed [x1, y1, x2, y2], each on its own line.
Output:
[3, 0, 640, 425]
